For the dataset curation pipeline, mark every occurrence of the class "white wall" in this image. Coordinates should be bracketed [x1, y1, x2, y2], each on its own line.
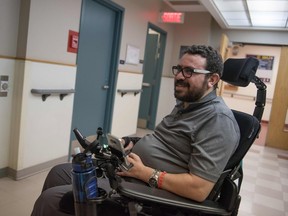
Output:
[225, 29, 288, 46]
[0, 59, 15, 168]
[155, 77, 175, 126]
[26, 0, 81, 64]
[9, 61, 76, 170]
[0, 0, 20, 57]
[168, 12, 212, 77]
[0, 0, 20, 172]
[111, 72, 143, 137]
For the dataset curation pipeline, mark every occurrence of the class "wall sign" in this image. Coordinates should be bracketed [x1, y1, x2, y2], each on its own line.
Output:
[159, 12, 185, 24]
[125, 44, 140, 65]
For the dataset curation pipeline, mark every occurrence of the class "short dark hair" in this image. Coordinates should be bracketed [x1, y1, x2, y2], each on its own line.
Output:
[183, 45, 223, 77]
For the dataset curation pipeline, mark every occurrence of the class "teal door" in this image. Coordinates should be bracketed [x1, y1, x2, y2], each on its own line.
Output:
[138, 33, 159, 128]
[70, 0, 123, 140]
[138, 24, 167, 129]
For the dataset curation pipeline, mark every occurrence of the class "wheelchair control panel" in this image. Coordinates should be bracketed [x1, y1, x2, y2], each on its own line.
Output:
[72, 128, 133, 173]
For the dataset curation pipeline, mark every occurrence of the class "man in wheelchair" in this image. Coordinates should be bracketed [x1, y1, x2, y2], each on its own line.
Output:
[31, 45, 241, 216]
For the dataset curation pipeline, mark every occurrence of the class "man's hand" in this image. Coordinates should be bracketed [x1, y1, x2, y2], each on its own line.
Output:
[120, 139, 134, 151]
[117, 152, 154, 182]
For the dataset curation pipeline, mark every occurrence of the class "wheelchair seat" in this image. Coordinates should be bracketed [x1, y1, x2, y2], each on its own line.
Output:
[114, 57, 267, 216]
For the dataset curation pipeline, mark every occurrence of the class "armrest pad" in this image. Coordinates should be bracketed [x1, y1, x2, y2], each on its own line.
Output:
[117, 180, 229, 215]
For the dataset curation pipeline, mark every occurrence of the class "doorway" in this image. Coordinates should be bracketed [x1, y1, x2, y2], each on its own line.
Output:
[70, 0, 123, 146]
[138, 23, 167, 130]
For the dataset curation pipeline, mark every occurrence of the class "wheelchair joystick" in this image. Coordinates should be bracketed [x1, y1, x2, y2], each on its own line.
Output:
[73, 128, 102, 155]
[96, 127, 103, 140]
[73, 128, 89, 149]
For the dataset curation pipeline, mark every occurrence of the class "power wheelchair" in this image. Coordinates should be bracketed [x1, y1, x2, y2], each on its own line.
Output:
[70, 57, 266, 216]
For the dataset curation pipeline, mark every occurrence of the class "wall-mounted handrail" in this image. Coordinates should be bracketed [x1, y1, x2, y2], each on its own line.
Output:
[223, 92, 256, 101]
[223, 92, 272, 103]
[31, 89, 75, 101]
[117, 89, 142, 97]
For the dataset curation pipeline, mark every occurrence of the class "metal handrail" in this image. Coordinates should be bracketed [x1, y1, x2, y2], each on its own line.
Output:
[117, 89, 142, 97]
[31, 89, 75, 101]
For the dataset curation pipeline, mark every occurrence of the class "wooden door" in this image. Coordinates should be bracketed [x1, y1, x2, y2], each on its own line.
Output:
[266, 46, 288, 150]
[218, 33, 230, 95]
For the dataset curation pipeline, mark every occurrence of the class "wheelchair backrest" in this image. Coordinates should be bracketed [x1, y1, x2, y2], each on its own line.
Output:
[207, 57, 265, 202]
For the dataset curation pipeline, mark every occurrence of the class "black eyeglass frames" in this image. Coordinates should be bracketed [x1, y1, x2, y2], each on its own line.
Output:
[172, 65, 211, 78]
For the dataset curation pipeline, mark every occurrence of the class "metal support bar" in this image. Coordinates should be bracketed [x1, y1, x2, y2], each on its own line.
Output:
[31, 89, 75, 101]
[251, 76, 267, 121]
[117, 89, 143, 97]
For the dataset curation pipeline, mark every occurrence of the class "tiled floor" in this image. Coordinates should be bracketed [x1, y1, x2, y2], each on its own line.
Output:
[253, 121, 268, 146]
[0, 128, 287, 216]
[0, 170, 49, 216]
[239, 145, 288, 216]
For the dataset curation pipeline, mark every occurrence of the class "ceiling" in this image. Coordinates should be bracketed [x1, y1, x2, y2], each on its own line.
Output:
[163, 0, 288, 31]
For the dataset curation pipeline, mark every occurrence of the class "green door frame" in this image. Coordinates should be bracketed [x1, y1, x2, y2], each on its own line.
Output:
[145, 23, 167, 129]
[94, 0, 124, 132]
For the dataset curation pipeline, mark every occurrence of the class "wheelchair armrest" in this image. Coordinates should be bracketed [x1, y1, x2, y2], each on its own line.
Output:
[117, 180, 230, 215]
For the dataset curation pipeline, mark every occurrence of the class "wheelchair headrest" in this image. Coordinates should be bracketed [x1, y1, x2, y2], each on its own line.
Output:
[222, 57, 259, 87]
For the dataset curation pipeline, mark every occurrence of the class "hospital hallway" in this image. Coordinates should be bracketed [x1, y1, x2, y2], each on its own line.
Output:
[0, 126, 287, 216]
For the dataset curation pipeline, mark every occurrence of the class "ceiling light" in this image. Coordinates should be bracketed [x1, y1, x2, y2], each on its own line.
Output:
[210, 0, 288, 29]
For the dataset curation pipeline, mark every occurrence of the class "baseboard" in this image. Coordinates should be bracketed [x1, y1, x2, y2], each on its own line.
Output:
[6, 156, 69, 180]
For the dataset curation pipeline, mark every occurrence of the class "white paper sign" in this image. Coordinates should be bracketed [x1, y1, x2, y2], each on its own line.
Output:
[126, 44, 140, 65]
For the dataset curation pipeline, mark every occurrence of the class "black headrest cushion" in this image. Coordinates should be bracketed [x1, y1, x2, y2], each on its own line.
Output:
[222, 57, 259, 87]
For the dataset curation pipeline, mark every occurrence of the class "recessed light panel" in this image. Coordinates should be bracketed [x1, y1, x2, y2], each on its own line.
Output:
[212, 0, 288, 29]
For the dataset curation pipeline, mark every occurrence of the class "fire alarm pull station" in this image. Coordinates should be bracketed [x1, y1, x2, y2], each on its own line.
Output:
[67, 30, 79, 53]
[71, 34, 78, 49]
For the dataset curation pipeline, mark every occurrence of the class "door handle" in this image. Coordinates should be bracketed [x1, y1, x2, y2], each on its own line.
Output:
[103, 85, 109, 89]
[142, 82, 151, 87]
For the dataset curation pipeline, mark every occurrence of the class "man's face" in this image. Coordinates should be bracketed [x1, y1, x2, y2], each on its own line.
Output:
[174, 53, 210, 103]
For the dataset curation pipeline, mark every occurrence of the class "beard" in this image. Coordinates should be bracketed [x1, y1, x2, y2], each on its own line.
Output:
[174, 79, 209, 102]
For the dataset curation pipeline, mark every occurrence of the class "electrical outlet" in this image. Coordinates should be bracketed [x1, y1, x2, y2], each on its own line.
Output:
[0, 80, 9, 92]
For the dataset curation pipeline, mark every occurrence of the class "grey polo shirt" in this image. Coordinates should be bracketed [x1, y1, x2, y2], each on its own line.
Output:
[132, 90, 240, 183]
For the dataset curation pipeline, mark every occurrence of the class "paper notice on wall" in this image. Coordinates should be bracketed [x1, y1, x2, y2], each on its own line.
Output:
[126, 44, 140, 65]
[246, 54, 274, 83]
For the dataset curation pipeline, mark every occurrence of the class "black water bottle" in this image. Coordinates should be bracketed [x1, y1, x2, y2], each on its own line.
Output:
[72, 152, 98, 216]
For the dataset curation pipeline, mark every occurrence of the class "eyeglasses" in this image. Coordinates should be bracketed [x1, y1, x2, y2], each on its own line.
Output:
[172, 65, 211, 78]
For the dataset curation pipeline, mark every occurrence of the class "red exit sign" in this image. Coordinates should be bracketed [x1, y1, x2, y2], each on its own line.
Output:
[159, 12, 185, 23]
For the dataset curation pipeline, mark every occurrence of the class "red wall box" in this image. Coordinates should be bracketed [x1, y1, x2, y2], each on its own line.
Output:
[67, 30, 79, 53]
